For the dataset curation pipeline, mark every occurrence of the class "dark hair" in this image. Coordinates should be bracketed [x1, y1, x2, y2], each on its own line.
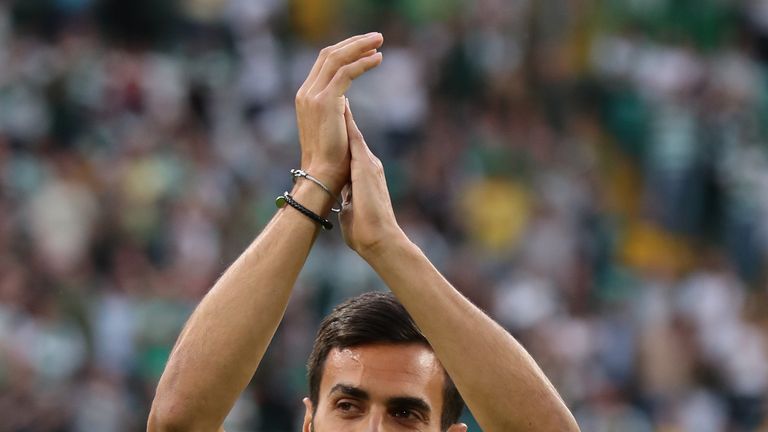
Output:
[307, 291, 465, 430]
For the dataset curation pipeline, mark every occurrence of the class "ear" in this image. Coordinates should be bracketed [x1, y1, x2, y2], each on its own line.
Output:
[302, 397, 314, 432]
[447, 423, 468, 432]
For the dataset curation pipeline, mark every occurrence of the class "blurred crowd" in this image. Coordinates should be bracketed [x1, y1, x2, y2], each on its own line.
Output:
[0, 0, 767, 430]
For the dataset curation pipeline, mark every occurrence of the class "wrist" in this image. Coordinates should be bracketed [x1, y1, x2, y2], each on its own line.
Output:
[358, 228, 412, 264]
[289, 181, 337, 220]
[304, 163, 347, 196]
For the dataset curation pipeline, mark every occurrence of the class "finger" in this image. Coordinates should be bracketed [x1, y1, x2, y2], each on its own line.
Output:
[309, 33, 383, 94]
[326, 51, 383, 97]
[344, 98, 366, 161]
[299, 33, 374, 96]
[345, 99, 382, 167]
[360, 48, 378, 58]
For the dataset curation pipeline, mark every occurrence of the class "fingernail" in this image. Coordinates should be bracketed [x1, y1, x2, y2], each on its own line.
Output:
[366, 32, 381, 38]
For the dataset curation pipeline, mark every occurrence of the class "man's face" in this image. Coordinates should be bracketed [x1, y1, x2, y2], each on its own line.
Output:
[302, 343, 464, 432]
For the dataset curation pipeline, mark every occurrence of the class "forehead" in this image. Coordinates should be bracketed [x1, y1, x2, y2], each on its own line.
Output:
[320, 343, 445, 405]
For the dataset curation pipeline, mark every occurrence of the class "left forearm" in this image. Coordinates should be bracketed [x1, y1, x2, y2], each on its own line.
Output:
[364, 237, 579, 432]
[339, 91, 578, 431]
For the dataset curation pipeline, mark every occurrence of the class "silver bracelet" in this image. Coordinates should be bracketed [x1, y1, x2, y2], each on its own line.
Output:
[291, 169, 343, 213]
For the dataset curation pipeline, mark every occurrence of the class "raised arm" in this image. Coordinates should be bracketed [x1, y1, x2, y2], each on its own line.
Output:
[339, 104, 580, 432]
[147, 33, 384, 432]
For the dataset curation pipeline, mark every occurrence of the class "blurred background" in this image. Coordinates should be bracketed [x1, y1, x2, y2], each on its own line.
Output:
[0, 0, 767, 430]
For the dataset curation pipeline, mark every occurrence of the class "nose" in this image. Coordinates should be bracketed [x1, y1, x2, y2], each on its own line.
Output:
[363, 410, 384, 432]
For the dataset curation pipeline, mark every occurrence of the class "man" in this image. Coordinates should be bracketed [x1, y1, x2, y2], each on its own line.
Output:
[147, 33, 580, 432]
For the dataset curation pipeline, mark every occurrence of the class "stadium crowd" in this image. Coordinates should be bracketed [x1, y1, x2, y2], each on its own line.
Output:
[0, 0, 767, 430]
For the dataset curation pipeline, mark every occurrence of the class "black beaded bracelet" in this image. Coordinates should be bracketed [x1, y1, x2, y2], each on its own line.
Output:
[275, 192, 333, 230]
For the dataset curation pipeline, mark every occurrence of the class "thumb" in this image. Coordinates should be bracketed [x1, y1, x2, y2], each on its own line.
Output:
[341, 183, 352, 207]
[344, 98, 368, 161]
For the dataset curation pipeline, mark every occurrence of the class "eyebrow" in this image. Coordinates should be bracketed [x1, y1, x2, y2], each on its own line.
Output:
[328, 384, 432, 420]
[329, 384, 369, 400]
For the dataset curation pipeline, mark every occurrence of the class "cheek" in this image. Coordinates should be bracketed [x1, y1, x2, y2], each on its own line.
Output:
[310, 401, 340, 431]
[310, 414, 342, 432]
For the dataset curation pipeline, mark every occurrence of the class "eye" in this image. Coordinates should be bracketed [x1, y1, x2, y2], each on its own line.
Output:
[390, 408, 422, 422]
[336, 400, 362, 415]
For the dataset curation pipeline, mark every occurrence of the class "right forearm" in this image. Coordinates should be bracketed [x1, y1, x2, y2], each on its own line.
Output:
[149, 182, 333, 431]
[149, 32, 384, 432]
